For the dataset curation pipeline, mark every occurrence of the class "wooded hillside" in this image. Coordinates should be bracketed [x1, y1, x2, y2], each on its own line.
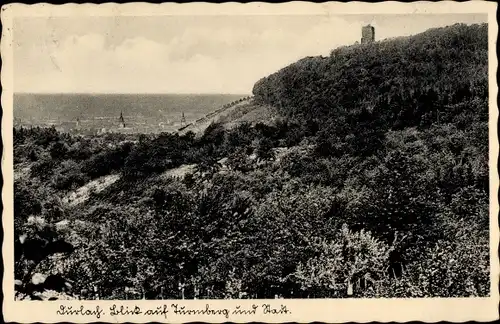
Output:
[14, 23, 489, 300]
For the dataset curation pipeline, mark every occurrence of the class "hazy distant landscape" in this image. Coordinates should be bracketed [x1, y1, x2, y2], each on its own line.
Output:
[14, 22, 490, 301]
[14, 93, 246, 133]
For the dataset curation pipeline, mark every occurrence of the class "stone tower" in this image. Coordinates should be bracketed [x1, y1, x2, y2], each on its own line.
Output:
[361, 25, 375, 44]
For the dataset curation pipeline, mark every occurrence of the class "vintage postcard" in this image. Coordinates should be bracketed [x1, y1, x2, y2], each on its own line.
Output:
[1, 1, 499, 323]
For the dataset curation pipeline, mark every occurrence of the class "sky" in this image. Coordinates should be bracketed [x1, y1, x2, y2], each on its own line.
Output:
[14, 14, 487, 94]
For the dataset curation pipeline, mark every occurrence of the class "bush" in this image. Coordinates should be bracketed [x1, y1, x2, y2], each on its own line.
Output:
[294, 224, 393, 297]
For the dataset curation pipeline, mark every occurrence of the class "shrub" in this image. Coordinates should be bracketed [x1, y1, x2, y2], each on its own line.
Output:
[294, 224, 393, 297]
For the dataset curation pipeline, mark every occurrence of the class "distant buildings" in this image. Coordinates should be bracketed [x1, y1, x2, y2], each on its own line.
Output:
[119, 111, 126, 128]
[180, 112, 186, 127]
[17, 112, 178, 135]
[15, 96, 255, 135]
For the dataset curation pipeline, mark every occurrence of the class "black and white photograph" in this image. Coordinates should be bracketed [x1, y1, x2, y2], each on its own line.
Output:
[2, 1, 499, 322]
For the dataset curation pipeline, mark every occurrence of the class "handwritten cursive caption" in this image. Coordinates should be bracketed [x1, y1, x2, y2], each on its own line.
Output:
[56, 303, 291, 320]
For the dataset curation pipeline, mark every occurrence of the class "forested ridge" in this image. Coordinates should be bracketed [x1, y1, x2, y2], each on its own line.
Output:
[14, 23, 489, 300]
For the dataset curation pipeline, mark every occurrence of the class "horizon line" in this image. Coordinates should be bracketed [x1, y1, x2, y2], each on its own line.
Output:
[13, 91, 252, 96]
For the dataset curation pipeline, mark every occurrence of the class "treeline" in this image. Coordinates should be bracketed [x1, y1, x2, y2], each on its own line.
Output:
[14, 23, 489, 300]
[14, 118, 311, 185]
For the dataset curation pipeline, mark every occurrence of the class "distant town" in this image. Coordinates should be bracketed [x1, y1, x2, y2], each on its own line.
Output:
[14, 112, 185, 135]
[14, 95, 254, 135]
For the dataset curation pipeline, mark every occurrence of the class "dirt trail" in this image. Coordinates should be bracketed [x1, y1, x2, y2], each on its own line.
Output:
[160, 164, 197, 179]
[62, 174, 120, 207]
[178, 97, 257, 134]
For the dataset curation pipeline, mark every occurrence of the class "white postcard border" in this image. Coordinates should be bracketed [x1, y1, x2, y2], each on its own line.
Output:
[2, 2, 499, 323]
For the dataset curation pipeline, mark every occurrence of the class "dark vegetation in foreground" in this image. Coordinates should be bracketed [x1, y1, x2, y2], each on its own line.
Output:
[14, 23, 489, 300]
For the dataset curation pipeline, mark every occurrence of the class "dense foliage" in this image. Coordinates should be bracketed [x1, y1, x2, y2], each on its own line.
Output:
[253, 23, 487, 128]
[14, 23, 489, 300]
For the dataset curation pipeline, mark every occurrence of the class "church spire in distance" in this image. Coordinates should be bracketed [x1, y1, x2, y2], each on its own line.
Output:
[181, 112, 186, 126]
[119, 111, 125, 128]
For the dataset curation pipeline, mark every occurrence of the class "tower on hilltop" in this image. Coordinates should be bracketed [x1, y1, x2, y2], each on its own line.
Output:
[361, 25, 375, 44]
